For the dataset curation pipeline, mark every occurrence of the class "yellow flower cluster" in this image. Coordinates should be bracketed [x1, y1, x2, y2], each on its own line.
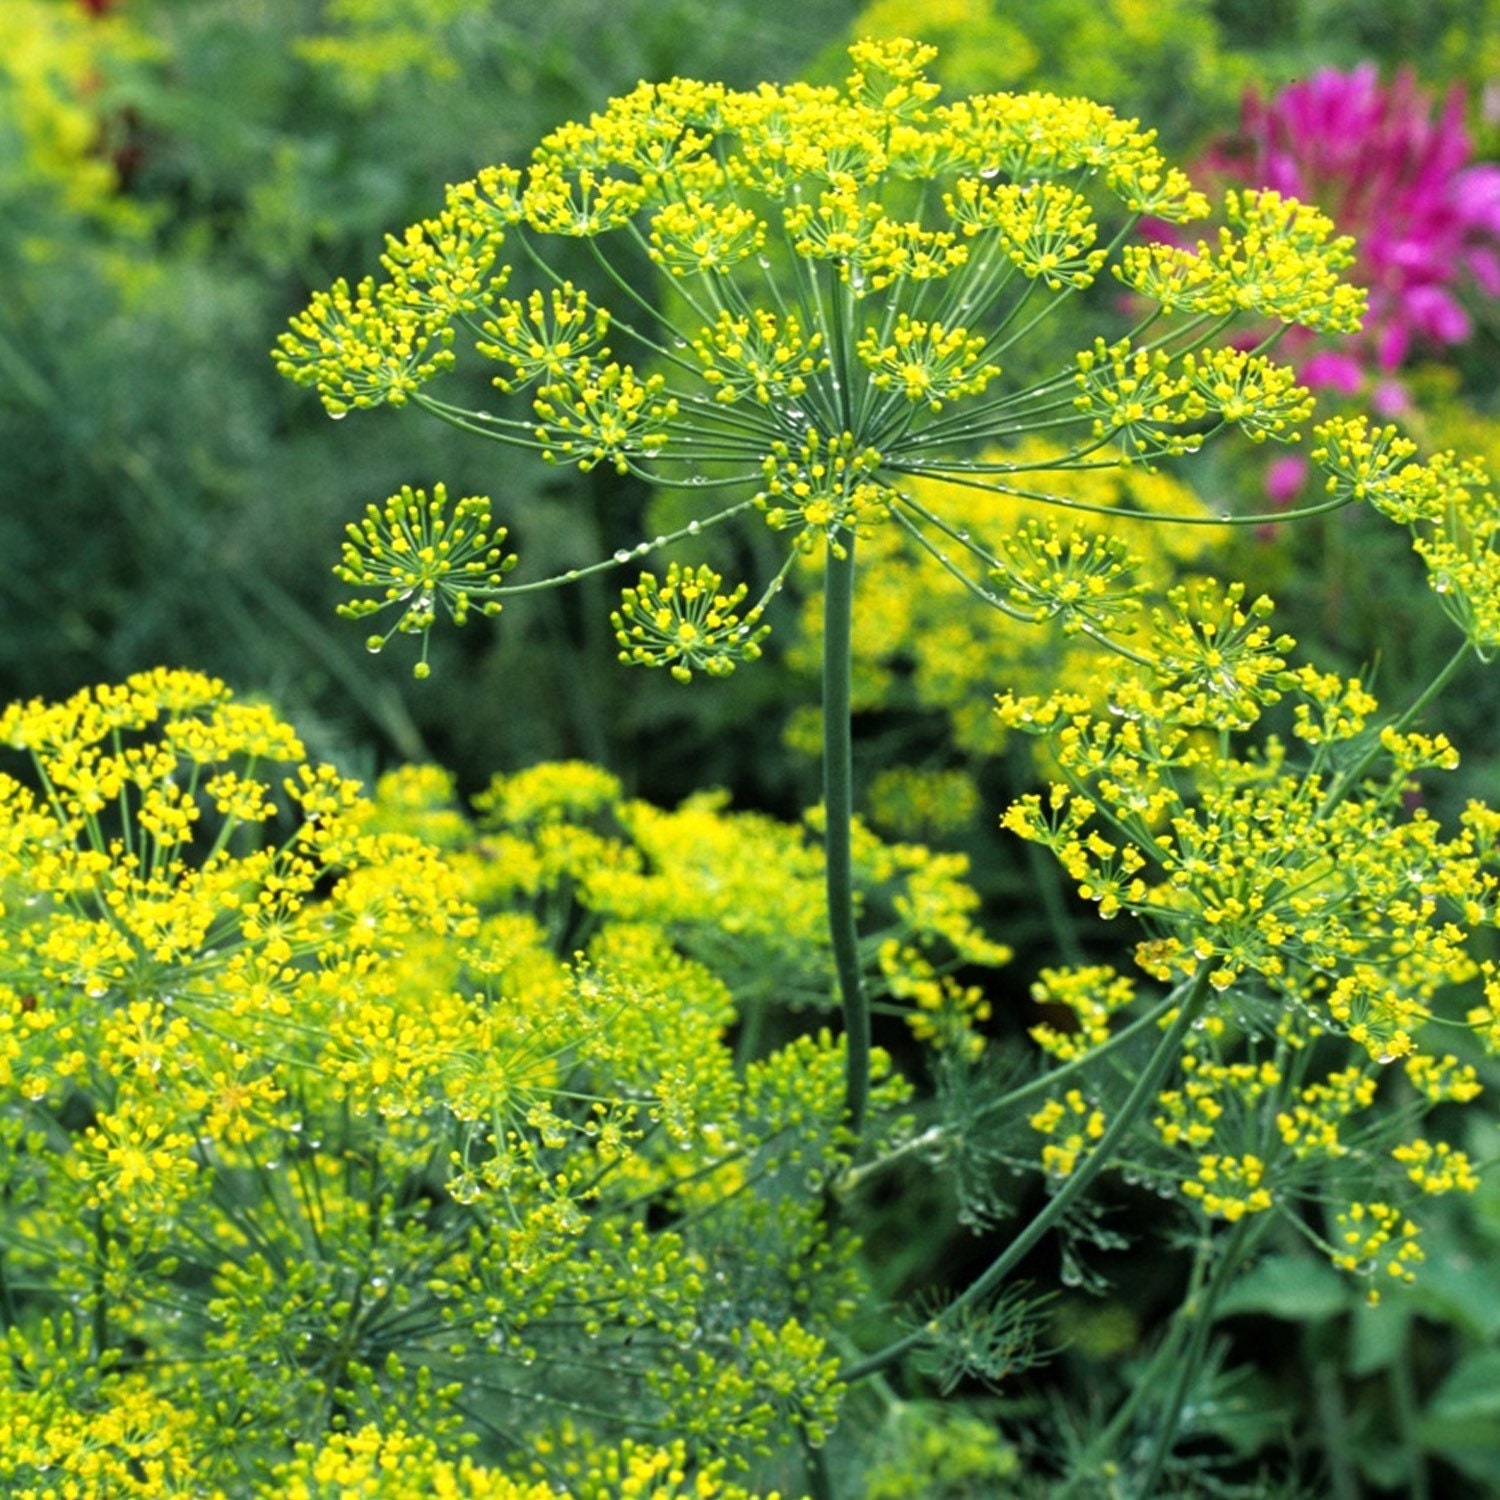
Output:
[759, 430, 888, 551]
[0, 674, 1009, 1486]
[612, 562, 772, 682]
[1179, 1152, 1273, 1222]
[1, 1316, 209, 1499]
[274, 1425, 554, 1499]
[1116, 190, 1363, 331]
[996, 586, 1493, 1287]
[1315, 414, 1500, 656]
[1329, 1202, 1424, 1296]
[467, 760, 1008, 1051]
[997, 599, 1497, 1040]
[1029, 965, 1138, 1063]
[1029, 1088, 1106, 1176]
[335, 482, 515, 674]
[277, 38, 1372, 677]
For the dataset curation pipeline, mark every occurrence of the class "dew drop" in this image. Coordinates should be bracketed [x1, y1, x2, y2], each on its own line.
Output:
[687, 520, 702, 534]
[328, 410, 348, 421]
[613, 549, 631, 564]
[979, 164, 1001, 180]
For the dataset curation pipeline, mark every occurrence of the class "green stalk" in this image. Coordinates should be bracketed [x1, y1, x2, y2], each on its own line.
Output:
[1130, 1213, 1257, 1498]
[842, 967, 1212, 1383]
[1052, 1235, 1217, 1499]
[823, 529, 870, 1140]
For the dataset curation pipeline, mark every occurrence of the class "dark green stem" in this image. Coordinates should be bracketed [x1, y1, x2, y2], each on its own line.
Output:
[842, 967, 1212, 1383]
[92, 1210, 110, 1361]
[823, 530, 870, 1140]
[1131, 1213, 1258, 1498]
[803, 1435, 836, 1500]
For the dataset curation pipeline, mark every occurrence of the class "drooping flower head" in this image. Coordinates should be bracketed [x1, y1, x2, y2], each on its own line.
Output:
[1202, 64, 1500, 402]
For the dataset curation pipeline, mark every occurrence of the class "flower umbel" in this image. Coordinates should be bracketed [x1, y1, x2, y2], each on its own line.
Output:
[612, 562, 773, 683]
[335, 482, 517, 676]
[277, 37, 1372, 674]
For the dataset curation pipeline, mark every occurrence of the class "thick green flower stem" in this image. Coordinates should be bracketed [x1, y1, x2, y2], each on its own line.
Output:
[823, 530, 871, 1140]
[841, 967, 1213, 1384]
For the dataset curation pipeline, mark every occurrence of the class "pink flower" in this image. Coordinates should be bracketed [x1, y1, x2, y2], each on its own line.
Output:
[1200, 64, 1500, 385]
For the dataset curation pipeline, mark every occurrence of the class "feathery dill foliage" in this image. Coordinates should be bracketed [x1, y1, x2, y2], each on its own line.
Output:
[0, 669, 1015, 1493]
[275, 35, 1370, 678]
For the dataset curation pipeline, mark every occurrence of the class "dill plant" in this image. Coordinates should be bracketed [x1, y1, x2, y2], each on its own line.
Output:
[275, 35, 1365, 1140]
[5, 32, 1498, 1498]
[271, 35, 1500, 1492]
[0, 671, 1007, 1493]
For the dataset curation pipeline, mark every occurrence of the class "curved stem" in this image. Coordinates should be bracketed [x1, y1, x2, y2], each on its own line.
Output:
[823, 529, 870, 1141]
[840, 966, 1212, 1384]
[1318, 638, 1472, 813]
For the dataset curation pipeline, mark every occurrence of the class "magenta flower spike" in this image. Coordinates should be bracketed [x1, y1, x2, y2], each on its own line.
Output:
[1203, 64, 1500, 400]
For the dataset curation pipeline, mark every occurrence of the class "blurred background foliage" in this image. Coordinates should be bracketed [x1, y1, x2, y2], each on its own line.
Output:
[7, 3, 1500, 1489]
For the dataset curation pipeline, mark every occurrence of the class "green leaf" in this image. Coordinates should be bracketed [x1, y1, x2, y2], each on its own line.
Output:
[1414, 1417, 1500, 1488]
[1345, 1294, 1409, 1378]
[1407, 1250, 1500, 1342]
[1424, 1349, 1500, 1423]
[1214, 1254, 1352, 1322]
